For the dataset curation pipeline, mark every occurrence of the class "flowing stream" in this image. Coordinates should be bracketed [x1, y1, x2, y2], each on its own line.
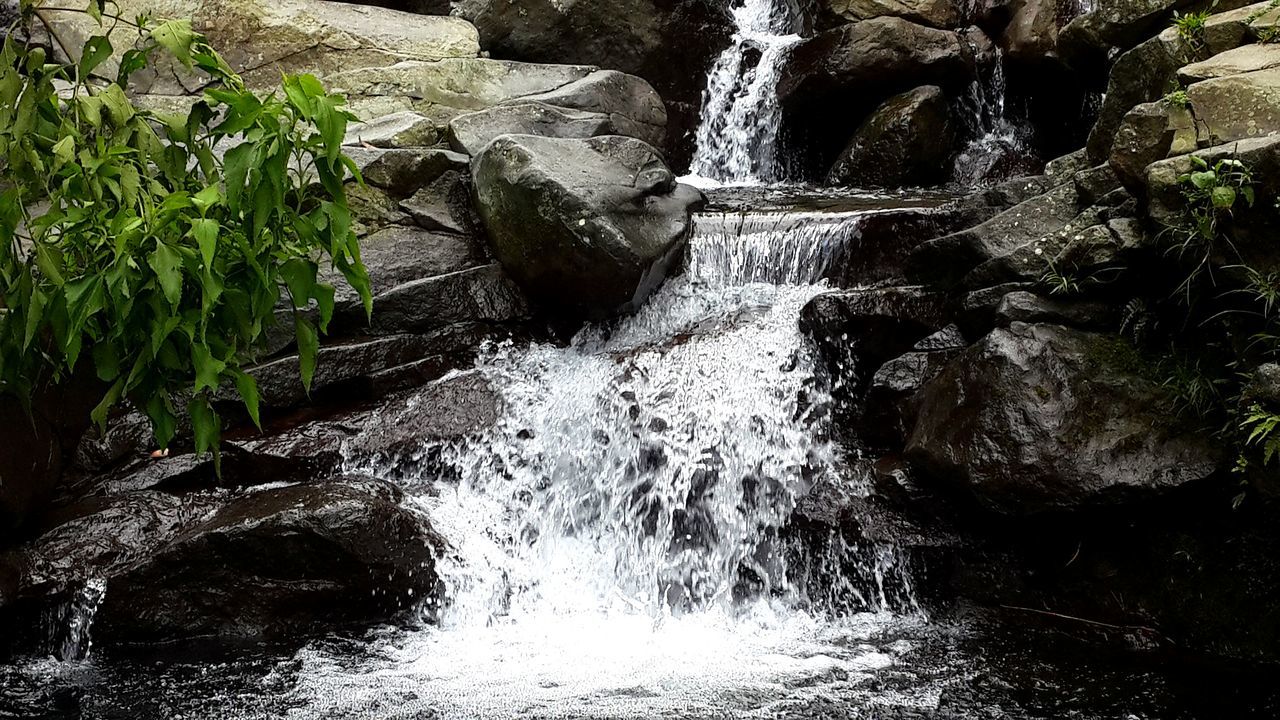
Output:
[686, 0, 803, 185]
[261, 206, 932, 718]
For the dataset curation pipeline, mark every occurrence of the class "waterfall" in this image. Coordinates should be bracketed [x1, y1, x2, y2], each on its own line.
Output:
[274, 207, 924, 718]
[685, 0, 803, 186]
[45, 578, 106, 662]
[951, 48, 1035, 186]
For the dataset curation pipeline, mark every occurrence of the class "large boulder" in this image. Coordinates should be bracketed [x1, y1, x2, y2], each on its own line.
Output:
[819, 0, 964, 28]
[447, 102, 616, 156]
[453, 0, 732, 156]
[93, 480, 441, 643]
[827, 85, 954, 187]
[906, 181, 1086, 287]
[1186, 66, 1280, 145]
[38, 0, 480, 92]
[1108, 100, 1196, 193]
[905, 323, 1221, 514]
[778, 18, 986, 171]
[471, 134, 703, 320]
[513, 70, 667, 149]
[1083, 2, 1279, 163]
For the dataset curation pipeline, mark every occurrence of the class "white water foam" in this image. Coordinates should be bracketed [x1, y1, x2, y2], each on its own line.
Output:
[685, 0, 802, 185]
[266, 210, 927, 719]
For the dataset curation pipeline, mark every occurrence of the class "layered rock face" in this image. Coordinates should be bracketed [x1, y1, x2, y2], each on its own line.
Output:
[454, 0, 732, 164]
[800, 0, 1280, 663]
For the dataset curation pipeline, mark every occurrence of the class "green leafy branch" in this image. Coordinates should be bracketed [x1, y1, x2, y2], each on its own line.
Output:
[0, 3, 372, 467]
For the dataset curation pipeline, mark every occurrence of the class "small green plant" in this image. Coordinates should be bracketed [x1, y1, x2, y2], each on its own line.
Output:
[1172, 9, 1213, 56]
[1159, 354, 1227, 417]
[1040, 259, 1082, 296]
[1167, 155, 1255, 291]
[1163, 89, 1191, 110]
[0, 2, 372, 465]
[1247, 0, 1280, 41]
[1240, 402, 1280, 465]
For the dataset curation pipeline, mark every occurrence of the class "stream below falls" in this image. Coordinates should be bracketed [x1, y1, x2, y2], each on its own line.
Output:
[4, 191, 1280, 719]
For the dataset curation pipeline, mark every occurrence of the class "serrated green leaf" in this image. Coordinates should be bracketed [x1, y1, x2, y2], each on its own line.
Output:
[314, 282, 335, 333]
[188, 394, 220, 458]
[150, 242, 183, 305]
[151, 19, 196, 68]
[192, 344, 226, 393]
[191, 217, 218, 269]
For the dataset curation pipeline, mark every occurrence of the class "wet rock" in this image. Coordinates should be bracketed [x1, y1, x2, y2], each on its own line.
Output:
[802, 286, 952, 439]
[1044, 148, 1091, 185]
[959, 282, 1034, 336]
[249, 325, 503, 408]
[73, 409, 153, 475]
[778, 18, 985, 169]
[362, 263, 529, 334]
[93, 480, 442, 643]
[1179, 42, 1280, 82]
[827, 85, 954, 187]
[344, 110, 439, 148]
[1186, 67, 1280, 146]
[862, 349, 964, 447]
[347, 182, 414, 236]
[976, 175, 1054, 209]
[833, 205, 996, 287]
[906, 182, 1084, 288]
[338, 226, 484, 299]
[905, 322, 1222, 514]
[513, 70, 668, 149]
[913, 324, 968, 350]
[343, 147, 469, 199]
[820, 0, 964, 28]
[472, 134, 702, 320]
[454, 0, 731, 154]
[780, 18, 982, 103]
[447, 102, 616, 156]
[349, 370, 500, 457]
[994, 290, 1116, 329]
[1001, 0, 1070, 64]
[399, 170, 475, 235]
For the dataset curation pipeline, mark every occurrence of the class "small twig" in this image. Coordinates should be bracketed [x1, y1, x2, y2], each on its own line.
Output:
[999, 604, 1158, 634]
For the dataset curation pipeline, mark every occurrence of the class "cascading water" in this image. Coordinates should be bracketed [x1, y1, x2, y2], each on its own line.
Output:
[951, 49, 1035, 186]
[685, 0, 803, 186]
[258, 208, 927, 718]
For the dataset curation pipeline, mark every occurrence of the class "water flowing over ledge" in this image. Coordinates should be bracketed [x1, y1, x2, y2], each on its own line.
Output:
[265, 205, 924, 718]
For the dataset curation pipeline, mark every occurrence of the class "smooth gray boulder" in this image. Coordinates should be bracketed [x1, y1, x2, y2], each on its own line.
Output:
[513, 70, 668, 149]
[905, 322, 1221, 514]
[447, 102, 615, 156]
[471, 134, 702, 320]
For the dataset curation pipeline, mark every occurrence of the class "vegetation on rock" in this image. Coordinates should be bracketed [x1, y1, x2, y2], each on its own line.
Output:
[0, 0, 371, 466]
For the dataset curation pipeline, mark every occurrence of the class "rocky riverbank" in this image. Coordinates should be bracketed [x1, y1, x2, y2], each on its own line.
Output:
[4, 0, 1280, 687]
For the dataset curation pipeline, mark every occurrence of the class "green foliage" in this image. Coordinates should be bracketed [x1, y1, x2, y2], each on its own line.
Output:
[1166, 155, 1255, 292]
[1039, 259, 1082, 296]
[1248, 0, 1280, 42]
[1158, 353, 1227, 418]
[1172, 9, 1213, 56]
[1241, 402, 1280, 465]
[1162, 89, 1191, 110]
[0, 4, 372, 463]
